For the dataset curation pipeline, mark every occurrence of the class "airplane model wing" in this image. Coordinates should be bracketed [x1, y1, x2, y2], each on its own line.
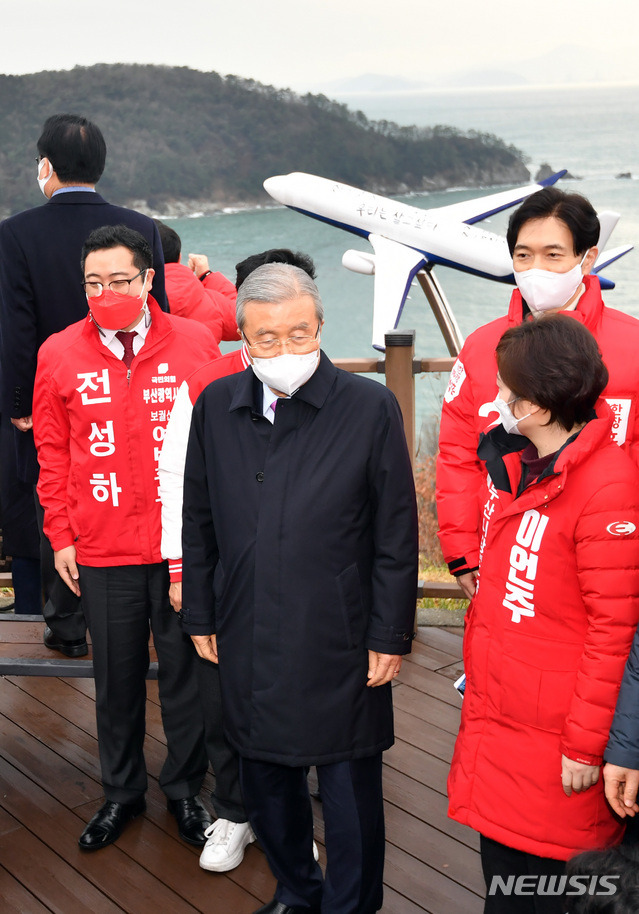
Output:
[426, 170, 566, 224]
[366, 234, 428, 348]
[592, 244, 634, 290]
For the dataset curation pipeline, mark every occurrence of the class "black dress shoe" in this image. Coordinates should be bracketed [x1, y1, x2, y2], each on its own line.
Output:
[167, 795, 212, 846]
[79, 797, 146, 850]
[43, 625, 88, 658]
[253, 900, 320, 914]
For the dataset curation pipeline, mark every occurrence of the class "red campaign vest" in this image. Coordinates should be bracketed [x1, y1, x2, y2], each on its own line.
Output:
[33, 298, 219, 566]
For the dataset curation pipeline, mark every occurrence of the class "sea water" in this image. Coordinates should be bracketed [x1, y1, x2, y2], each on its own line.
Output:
[166, 83, 639, 446]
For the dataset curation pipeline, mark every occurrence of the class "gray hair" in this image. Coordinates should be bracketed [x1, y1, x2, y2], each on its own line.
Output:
[236, 263, 324, 331]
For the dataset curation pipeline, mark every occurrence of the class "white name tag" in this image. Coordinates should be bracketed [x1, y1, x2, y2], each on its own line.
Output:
[605, 398, 632, 445]
[444, 359, 466, 403]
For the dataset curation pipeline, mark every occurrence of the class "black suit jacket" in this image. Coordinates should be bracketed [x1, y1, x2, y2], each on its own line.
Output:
[0, 190, 167, 482]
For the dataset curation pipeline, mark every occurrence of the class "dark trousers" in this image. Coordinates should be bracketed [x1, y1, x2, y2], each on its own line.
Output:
[79, 562, 208, 803]
[11, 556, 43, 614]
[34, 489, 86, 640]
[240, 753, 385, 914]
[480, 835, 566, 914]
[196, 656, 246, 822]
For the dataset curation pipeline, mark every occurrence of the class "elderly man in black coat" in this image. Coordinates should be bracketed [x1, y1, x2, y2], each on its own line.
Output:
[182, 263, 418, 914]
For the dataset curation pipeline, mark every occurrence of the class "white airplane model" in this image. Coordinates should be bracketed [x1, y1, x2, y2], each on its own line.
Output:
[263, 171, 633, 351]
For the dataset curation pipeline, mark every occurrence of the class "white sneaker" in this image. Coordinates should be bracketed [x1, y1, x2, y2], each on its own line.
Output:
[199, 819, 255, 872]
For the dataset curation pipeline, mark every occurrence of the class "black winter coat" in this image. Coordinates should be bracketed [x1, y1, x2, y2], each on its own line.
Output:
[182, 354, 418, 765]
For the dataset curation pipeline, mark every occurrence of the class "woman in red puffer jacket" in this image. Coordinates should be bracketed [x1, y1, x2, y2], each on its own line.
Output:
[447, 315, 639, 914]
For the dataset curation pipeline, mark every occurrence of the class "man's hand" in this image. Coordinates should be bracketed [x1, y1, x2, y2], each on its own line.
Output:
[191, 633, 218, 664]
[561, 755, 600, 797]
[367, 651, 402, 687]
[188, 253, 210, 278]
[603, 763, 639, 817]
[11, 415, 33, 432]
[169, 581, 182, 613]
[54, 545, 81, 596]
[456, 571, 477, 600]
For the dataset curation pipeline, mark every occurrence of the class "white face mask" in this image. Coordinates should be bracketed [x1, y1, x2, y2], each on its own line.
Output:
[514, 250, 589, 315]
[37, 158, 52, 196]
[492, 395, 531, 436]
[252, 349, 320, 396]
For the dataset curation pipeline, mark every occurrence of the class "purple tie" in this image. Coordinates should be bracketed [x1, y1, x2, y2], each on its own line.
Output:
[116, 331, 136, 369]
[270, 399, 278, 414]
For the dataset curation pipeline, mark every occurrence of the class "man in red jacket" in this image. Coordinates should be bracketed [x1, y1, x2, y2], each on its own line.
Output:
[33, 224, 219, 852]
[153, 219, 238, 346]
[436, 187, 639, 599]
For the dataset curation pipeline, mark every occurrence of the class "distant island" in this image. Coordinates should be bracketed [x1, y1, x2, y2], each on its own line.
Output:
[318, 44, 639, 93]
[0, 64, 530, 218]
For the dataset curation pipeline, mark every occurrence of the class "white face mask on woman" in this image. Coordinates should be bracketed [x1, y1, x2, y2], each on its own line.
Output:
[514, 249, 590, 315]
[492, 395, 531, 435]
[251, 349, 320, 396]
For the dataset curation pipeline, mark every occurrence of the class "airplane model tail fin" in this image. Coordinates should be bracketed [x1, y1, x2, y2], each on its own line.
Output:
[596, 212, 621, 252]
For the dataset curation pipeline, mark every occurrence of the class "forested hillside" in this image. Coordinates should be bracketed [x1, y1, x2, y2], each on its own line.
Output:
[0, 64, 530, 216]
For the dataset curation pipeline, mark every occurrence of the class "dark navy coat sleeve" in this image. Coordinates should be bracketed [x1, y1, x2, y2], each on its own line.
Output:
[366, 393, 418, 655]
[605, 623, 639, 768]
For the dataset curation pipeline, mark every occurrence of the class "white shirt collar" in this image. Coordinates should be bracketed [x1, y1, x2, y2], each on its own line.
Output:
[261, 381, 289, 424]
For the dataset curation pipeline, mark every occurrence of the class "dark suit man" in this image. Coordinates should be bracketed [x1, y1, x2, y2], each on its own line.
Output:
[0, 113, 166, 654]
[182, 264, 418, 914]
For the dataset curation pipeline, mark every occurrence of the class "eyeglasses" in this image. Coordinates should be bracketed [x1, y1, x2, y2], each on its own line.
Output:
[243, 325, 320, 354]
[82, 269, 147, 297]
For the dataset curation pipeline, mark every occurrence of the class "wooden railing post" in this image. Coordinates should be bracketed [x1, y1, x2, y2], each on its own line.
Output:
[384, 330, 415, 464]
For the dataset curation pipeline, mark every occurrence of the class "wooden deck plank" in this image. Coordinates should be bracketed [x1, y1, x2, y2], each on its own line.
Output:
[414, 627, 464, 655]
[397, 660, 464, 707]
[0, 864, 55, 914]
[0, 757, 204, 913]
[382, 766, 479, 851]
[381, 886, 428, 914]
[0, 820, 126, 913]
[0, 625, 480, 912]
[384, 803, 485, 896]
[0, 757, 262, 913]
[392, 682, 462, 736]
[385, 737, 451, 797]
[393, 707, 457, 763]
[0, 707, 104, 808]
[408, 638, 464, 672]
[384, 844, 482, 914]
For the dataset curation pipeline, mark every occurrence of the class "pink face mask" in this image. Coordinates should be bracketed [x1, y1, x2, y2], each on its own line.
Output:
[88, 284, 146, 331]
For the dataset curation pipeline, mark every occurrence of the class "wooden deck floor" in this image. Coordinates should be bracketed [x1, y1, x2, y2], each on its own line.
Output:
[0, 624, 483, 913]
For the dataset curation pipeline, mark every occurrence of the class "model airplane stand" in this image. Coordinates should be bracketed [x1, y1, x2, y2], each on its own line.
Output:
[415, 265, 464, 357]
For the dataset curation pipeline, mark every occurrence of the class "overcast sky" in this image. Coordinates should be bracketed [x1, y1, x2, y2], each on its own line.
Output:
[3, 0, 636, 91]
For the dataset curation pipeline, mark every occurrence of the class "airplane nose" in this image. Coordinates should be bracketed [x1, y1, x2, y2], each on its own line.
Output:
[263, 174, 287, 202]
